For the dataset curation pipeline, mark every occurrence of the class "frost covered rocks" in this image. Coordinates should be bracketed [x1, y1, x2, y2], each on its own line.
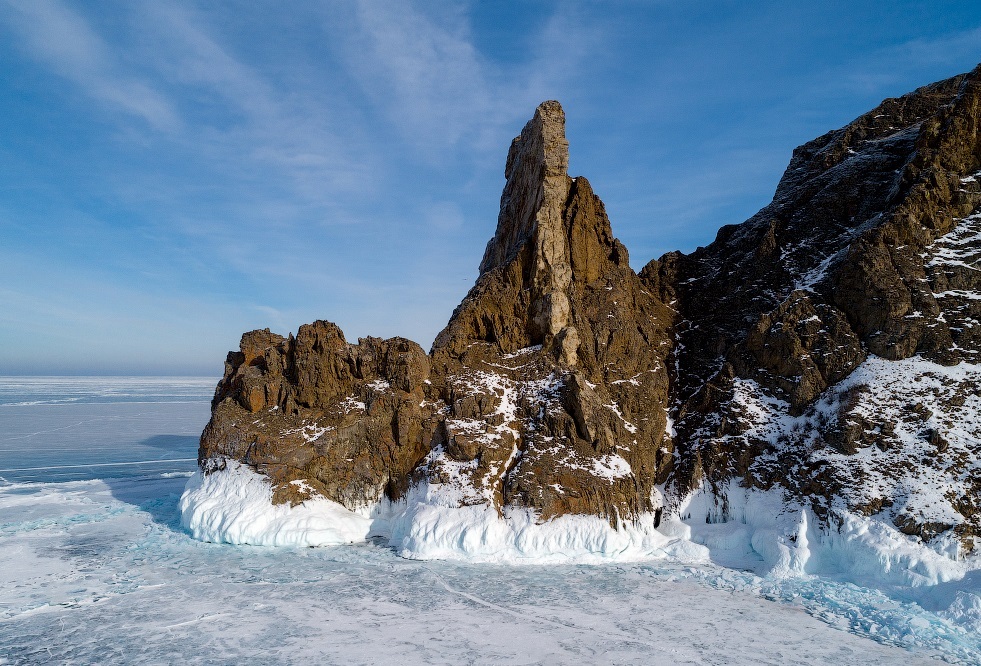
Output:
[189, 67, 981, 569]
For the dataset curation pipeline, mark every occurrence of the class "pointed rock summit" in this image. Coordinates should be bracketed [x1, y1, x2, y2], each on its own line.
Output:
[194, 68, 981, 560]
[434, 100, 639, 371]
[480, 100, 579, 364]
[479, 100, 571, 275]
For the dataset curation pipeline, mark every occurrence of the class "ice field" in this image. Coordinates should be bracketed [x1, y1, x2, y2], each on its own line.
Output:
[0, 376, 213, 484]
[1, 377, 980, 664]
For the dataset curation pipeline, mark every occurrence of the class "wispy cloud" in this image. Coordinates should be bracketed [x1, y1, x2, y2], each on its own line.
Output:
[0, 1, 660, 365]
[132, 3, 374, 208]
[326, 1, 497, 153]
[1, 0, 179, 130]
[322, 0, 599, 162]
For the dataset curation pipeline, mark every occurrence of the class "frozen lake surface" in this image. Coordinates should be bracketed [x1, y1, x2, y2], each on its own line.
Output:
[0, 376, 213, 483]
[1, 378, 979, 664]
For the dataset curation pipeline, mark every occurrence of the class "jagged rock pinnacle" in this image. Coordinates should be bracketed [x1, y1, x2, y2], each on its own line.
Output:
[478, 101, 576, 359]
[479, 100, 570, 275]
[436, 100, 633, 367]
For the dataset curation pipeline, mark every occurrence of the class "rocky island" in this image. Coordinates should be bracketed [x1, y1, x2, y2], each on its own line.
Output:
[182, 67, 981, 579]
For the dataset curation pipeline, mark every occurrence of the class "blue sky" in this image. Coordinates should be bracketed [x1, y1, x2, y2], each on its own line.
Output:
[1, 1, 980, 375]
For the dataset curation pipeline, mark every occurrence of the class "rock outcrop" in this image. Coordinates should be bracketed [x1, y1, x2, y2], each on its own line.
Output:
[200, 66, 981, 554]
[201, 101, 675, 525]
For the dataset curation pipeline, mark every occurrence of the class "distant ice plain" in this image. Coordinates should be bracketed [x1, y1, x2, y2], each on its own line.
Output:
[0, 377, 978, 664]
[0, 376, 212, 483]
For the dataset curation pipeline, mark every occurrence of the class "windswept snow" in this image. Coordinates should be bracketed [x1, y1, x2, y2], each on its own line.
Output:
[605, 400, 639, 433]
[928, 215, 981, 270]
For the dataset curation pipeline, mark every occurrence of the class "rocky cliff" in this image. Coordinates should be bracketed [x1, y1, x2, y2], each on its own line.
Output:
[642, 67, 981, 548]
[197, 66, 981, 555]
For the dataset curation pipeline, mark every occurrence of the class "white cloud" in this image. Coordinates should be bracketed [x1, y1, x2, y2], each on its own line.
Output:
[133, 3, 372, 203]
[322, 0, 600, 161]
[331, 1, 495, 149]
[1, 0, 180, 130]
[0, 1, 615, 367]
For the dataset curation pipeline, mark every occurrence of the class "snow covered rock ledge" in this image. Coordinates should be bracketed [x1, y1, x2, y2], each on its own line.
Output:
[373, 483, 709, 564]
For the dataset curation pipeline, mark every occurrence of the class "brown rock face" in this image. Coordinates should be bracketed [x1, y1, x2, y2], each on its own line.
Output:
[202, 68, 981, 550]
[201, 101, 674, 523]
[202, 320, 440, 507]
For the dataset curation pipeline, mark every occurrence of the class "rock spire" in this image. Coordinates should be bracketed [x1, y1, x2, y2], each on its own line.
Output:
[198, 69, 981, 553]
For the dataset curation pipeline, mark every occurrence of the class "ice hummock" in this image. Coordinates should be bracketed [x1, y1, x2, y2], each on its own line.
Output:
[179, 460, 374, 547]
[678, 480, 980, 592]
[179, 460, 708, 563]
[179, 460, 979, 591]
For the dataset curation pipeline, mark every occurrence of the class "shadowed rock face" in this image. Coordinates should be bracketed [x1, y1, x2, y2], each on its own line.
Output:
[202, 66, 981, 549]
[642, 65, 981, 546]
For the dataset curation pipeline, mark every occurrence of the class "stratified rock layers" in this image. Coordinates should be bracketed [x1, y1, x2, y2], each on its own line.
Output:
[201, 66, 981, 552]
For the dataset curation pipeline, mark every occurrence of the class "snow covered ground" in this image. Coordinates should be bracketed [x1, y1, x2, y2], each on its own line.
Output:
[2, 377, 980, 664]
